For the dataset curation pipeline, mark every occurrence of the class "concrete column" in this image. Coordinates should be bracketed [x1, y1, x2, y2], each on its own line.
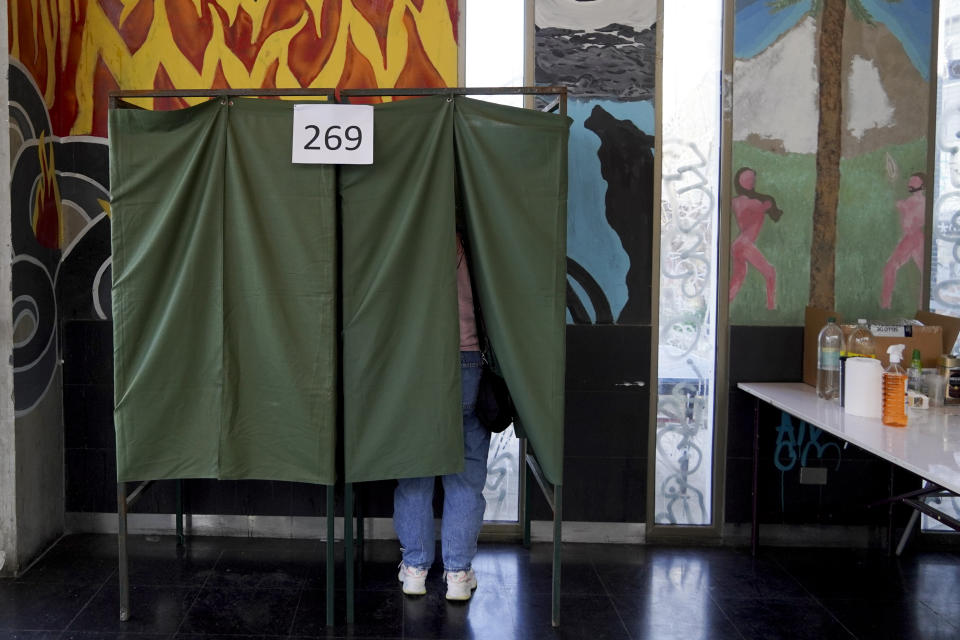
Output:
[0, 0, 16, 576]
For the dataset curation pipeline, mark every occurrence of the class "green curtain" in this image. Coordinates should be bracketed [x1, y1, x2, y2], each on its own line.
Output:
[455, 97, 570, 486]
[341, 96, 569, 485]
[340, 97, 462, 482]
[112, 94, 567, 487]
[110, 98, 337, 484]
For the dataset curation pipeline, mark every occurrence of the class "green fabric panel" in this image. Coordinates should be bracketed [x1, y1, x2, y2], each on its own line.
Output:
[453, 97, 571, 486]
[340, 96, 462, 482]
[219, 99, 337, 484]
[110, 101, 226, 482]
[110, 99, 337, 484]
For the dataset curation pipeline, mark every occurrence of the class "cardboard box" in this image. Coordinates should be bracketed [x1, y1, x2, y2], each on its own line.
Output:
[802, 307, 960, 387]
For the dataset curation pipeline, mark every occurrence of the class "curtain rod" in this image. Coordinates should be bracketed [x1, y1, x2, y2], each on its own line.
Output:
[340, 87, 566, 116]
[109, 88, 337, 108]
[109, 87, 568, 116]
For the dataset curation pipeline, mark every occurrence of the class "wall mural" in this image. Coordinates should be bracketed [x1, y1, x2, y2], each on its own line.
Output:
[536, 0, 656, 325]
[10, 0, 457, 137]
[730, 167, 783, 310]
[8, 0, 457, 418]
[731, 0, 931, 324]
[9, 61, 112, 415]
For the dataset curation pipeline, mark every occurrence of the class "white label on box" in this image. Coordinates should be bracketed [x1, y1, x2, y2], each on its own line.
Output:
[870, 324, 907, 338]
[292, 104, 373, 164]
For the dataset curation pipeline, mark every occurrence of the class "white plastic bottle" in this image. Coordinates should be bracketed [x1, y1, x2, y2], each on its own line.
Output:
[817, 317, 845, 400]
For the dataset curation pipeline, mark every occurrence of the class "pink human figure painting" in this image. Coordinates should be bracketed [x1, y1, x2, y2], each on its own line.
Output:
[881, 173, 925, 309]
[730, 167, 783, 310]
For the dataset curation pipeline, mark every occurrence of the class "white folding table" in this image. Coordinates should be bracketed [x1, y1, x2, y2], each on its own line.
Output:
[738, 382, 960, 554]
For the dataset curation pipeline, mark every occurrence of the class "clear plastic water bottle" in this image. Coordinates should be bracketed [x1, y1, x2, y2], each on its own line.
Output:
[847, 318, 876, 358]
[817, 317, 845, 400]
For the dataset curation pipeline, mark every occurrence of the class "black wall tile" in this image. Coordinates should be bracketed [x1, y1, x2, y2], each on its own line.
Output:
[566, 390, 648, 459]
[290, 482, 328, 518]
[563, 457, 646, 522]
[66, 448, 117, 513]
[724, 456, 754, 523]
[528, 456, 646, 522]
[129, 479, 180, 514]
[726, 389, 759, 459]
[180, 480, 242, 515]
[728, 325, 803, 384]
[566, 325, 651, 392]
[354, 480, 397, 519]
[729, 445, 911, 527]
[63, 320, 113, 385]
[64, 384, 114, 450]
[238, 481, 292, 517]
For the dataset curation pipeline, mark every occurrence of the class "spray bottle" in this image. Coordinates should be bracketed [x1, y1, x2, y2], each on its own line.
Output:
[882, 344, 908, 427]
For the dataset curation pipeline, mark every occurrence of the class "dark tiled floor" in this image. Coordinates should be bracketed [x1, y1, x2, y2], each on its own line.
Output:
[1, 534, 959, 639]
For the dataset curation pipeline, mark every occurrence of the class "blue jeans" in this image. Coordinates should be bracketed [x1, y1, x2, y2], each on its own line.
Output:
[394, 350, 489, 572]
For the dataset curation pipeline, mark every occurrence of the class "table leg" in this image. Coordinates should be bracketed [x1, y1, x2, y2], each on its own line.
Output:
[887, 465, 896, 556]
[751, 397, 760, 556]
[896, 508, 921, 556]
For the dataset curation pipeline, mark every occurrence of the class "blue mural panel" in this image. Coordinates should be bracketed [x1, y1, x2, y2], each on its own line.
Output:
[536, 1, 657, 325]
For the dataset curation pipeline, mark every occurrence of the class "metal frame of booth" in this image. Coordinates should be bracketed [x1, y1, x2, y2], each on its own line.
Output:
[110, 87, 340, 626]
[338, 85, 567, 629]
[110, 86, 567, 628]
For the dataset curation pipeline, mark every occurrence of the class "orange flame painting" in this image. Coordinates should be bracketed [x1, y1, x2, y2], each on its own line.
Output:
[10, 0, 460, 137]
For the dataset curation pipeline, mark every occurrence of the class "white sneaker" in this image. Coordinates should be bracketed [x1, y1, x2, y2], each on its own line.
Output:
[398, 563, 428, 595]
[444, 568, 478, 601]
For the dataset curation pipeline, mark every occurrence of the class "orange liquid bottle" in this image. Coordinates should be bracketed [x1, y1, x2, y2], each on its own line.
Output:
[882, 344, 908, 427]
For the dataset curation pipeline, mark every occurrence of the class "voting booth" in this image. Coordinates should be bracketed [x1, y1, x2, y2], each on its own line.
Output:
[108, 87, 570, 625]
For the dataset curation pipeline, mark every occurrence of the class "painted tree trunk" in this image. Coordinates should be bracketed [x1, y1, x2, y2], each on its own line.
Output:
[809, 0, 845, 310]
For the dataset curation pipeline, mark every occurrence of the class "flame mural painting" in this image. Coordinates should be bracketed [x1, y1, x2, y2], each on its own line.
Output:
[8, 0, 458, 416]
[10, 0, 458, 135]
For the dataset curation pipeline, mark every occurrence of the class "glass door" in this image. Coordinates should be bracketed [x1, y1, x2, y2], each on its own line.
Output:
[650, 0, 727, 529]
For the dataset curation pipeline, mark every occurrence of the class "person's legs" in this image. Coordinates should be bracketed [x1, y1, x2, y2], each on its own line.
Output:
[394, 475, 436, 595]
[440, 351, 489, 574]
[394, 476, 437, 569]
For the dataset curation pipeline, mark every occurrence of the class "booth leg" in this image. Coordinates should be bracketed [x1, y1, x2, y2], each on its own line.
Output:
[356, 487, 364, 559]
[175, 480, 184, 547]
[326, 484, 335, 627]
[345, 483, 354, 625]
[551, 484, 562, 628]
[118, 483, 130, 622]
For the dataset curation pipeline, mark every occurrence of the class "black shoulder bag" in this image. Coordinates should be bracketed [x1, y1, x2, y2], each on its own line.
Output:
[475, 352, 516, 433]
[462, 238, 517, 433]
